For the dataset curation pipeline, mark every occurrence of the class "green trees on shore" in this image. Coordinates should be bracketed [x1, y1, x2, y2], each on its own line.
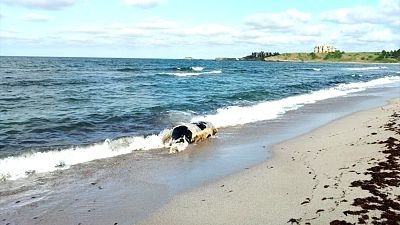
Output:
[323, 50, 344, 60]
[377, 49, 400, 60]
[242, 51, 280, 60]
[247, 49, 400, 63]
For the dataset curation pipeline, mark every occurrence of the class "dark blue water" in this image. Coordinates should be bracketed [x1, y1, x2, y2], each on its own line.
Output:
[1, 56, 399, 161]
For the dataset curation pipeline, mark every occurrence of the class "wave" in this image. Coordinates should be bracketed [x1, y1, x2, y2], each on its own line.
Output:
[116, 67, 204, 73]
[160, 70, 222, 77]
[1, 76, 399, 181]
[190, 76, 400, 128]
[344, 66, 387, 71]
[176, 67, 204, 71]
[301, 68, 321, 71]
[115, 68, 140, 72]
[0, 133, 168, 181]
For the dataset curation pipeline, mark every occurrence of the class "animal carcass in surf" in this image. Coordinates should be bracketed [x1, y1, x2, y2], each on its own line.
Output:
[161, 121, 218, 153]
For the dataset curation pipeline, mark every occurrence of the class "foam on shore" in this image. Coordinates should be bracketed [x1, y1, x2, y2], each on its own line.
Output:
[191, 76, 400, 127]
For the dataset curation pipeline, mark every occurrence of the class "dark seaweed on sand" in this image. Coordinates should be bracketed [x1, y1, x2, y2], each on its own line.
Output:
[331, 112, 400, 225]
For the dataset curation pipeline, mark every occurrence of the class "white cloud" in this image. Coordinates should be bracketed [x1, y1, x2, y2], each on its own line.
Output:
[338, 24, 373, 38]
[123, 0, 163, 9]
[21, 13, 50, 22]
[0, 30, 18, 39]
[321, 0, 400, 26]
[136, 18, 179, 30]
[358, 29, 398, 42]
[193, 24, 238, 36]
[64, 24, 152, 40]
[0, 0, 78, 10]
[67, 25, 109, 34]
[379, 0, 400, 14]
[245, 9, 311, 30]
[321, 7, 384, 24]
[113, 26, 151, 37]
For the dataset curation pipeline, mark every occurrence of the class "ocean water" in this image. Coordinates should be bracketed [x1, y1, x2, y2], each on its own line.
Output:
[1, 56, 399, 180]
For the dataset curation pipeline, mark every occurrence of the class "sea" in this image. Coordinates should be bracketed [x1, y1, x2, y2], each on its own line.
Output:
[1, 56, 400, 181]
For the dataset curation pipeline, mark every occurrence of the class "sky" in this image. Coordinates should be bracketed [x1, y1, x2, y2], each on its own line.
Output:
[0, 0, 399, 58]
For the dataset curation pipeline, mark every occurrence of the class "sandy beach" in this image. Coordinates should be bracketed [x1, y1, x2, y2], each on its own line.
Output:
[138, 98, 400, 225]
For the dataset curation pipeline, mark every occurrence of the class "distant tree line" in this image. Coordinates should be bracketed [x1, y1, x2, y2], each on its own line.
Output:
[377, 49, 400, 60]
[242, 51, 280, 60]
[323, 50, 344, 60]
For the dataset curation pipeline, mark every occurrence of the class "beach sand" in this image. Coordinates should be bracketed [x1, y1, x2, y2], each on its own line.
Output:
[138, 98, 400, 225]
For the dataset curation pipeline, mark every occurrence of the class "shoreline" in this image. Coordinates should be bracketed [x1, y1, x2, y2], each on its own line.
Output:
[263, 51, 400, 64]
[1, 89, 399, 225]
[264, 58, 400, 64]
[138, 98, 400, 225]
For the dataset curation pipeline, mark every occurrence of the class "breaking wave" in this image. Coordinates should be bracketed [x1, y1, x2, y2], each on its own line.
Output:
[344, 66, 388, 71]
[191, 76, 400, 127]
[160, 70, 222, 77]
[0, 133, 169, 181]
[176, 66, 204, 71]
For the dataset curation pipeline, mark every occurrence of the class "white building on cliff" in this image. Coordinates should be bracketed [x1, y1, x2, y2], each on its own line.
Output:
[314, 44, 336, 53]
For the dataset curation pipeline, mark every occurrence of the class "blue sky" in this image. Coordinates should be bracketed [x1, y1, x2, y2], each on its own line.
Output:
[0, 0, 399, 58]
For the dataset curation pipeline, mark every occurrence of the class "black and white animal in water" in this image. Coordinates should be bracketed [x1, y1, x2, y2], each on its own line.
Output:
[162, 121, 218, 153]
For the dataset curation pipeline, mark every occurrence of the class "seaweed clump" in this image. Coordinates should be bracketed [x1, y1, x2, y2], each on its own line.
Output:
[331, 112, 400, 225]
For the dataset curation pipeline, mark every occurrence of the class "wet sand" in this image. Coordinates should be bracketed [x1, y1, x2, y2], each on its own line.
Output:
[138, 98, 400, 225]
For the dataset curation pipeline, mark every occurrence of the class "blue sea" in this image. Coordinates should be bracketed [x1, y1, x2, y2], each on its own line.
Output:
[1, 56, 399, 180]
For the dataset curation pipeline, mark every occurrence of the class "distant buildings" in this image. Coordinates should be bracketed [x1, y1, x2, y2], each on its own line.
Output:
[314, 45, 336, 53]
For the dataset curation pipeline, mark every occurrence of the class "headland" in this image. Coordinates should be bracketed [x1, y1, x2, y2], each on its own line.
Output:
[264, 51, 400, 63]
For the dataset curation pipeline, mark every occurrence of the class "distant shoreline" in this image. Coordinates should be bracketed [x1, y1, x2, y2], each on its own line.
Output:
[264, 58, 400, 65]
[264, 52, 400, 64]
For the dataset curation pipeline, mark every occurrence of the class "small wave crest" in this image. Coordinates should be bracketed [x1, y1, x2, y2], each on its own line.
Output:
[115, 68, 140, 72]
[301, 68, 321, 71]
[344, 66, 387, 71]
[160, 70, 222, 77]
[176, 67, 204, 71]
[191, 76, 400, 128]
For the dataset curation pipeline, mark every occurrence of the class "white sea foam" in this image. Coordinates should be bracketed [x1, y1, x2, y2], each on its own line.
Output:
[191, 66, 204, 71]
[176, 67, 204, 71]
[0, 134, 167, 181]
[191, 76, 400, 128]
[344, 66, 386, 71]
[162, 70, 222, 77]
[1, 76, 399, 180]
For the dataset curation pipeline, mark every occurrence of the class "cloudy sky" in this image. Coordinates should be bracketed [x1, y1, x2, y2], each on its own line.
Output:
[0, 0, 399, 58]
